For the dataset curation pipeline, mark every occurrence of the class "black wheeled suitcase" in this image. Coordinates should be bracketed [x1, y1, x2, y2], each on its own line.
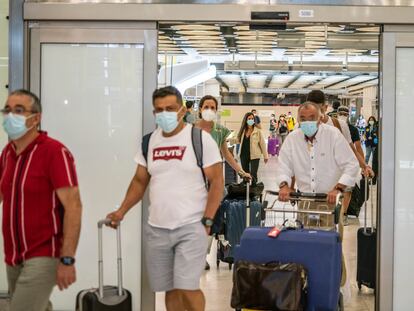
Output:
[76, 219, 132, 311]
[357, 178, 377, 290]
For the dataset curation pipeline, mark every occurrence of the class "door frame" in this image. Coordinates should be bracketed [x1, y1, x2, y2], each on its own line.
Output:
[28, 21, 158, 311]
[14, 3, 414, 311]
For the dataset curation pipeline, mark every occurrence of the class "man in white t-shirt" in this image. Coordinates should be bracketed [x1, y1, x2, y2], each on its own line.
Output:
[106, 86, 224, 311]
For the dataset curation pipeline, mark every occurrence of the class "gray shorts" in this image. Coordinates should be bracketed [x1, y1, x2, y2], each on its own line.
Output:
[144, 221, 208, 292]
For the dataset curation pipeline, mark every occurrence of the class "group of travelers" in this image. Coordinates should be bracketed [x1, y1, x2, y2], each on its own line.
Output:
[0, 86, 377, 311]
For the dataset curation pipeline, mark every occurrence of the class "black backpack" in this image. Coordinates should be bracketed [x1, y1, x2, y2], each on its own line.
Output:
[141, 126, 207, 188]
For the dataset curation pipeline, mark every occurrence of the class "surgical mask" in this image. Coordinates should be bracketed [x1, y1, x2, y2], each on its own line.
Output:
[2, 113, 34, 140]
[155, 107, 183, 133]
[369, 120, 375, 126]
[201, 109, 216, 122]
[247, 119, 255, 126]
[300, 121, 318, 137]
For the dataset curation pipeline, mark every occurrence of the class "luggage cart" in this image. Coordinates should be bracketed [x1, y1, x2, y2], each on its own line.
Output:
[233, 190, 345, 311]
[261, 190, 342, 232]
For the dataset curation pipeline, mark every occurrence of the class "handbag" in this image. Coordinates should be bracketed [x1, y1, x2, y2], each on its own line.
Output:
[231, 261, 307, 311]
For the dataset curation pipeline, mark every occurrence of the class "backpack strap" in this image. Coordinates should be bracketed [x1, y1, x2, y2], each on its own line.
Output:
[142, 132, 153, 164]
[331, 117, 343, 134]
[191, 126, 207, 189]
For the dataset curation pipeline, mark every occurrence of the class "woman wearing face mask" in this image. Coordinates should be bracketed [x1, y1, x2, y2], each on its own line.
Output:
[364, 116, 378, 164]
[195, 95, 251, 181]
[237, 112, 269, 185]
[277, 114, 289, 145]
[269, 113, 277, 134]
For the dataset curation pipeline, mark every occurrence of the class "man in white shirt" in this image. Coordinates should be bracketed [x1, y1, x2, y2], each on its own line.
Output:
[106, 86, 224, 311]
[277, 102, 359, 205]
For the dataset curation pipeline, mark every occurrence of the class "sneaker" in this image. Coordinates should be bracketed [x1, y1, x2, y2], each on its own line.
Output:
[343, 215, 349, 226]
[205, 261, 210, 270]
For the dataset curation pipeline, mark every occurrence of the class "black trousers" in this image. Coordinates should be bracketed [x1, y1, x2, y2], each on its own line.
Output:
[240, 157, 260, 184]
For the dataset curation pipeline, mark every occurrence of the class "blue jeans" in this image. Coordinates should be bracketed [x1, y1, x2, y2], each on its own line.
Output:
[365, 146, 376, 164]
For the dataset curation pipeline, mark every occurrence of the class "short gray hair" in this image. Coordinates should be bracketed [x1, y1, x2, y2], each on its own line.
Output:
[298, 101, 321, 116]
[10, 89, 42, 113]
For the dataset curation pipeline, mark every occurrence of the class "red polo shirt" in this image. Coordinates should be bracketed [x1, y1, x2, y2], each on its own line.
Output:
[0, 132, 78, 266]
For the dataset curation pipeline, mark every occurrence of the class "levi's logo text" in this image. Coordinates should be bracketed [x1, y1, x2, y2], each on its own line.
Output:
[153, 146, 187, 161]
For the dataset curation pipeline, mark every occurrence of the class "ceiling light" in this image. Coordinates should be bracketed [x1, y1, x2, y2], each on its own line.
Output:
[356, 26, 380, 33]
[172, 25, 219, 31]
[176, 30, 222, 36]
[234, 31, 277, 36]
[295, 26, 342, 32]
[233, 26, 250, 31]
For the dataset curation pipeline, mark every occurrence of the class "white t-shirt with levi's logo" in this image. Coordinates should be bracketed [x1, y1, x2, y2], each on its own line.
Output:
[135, 124, 222, 230]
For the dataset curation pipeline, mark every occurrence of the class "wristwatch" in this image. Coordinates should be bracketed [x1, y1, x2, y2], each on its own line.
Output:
[60, 256, 76, 266]
[334, 186, 345, 193]
[201, 217, 214, 227]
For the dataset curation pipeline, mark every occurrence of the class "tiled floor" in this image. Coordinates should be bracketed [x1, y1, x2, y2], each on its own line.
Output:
[156, 156, 376, 311]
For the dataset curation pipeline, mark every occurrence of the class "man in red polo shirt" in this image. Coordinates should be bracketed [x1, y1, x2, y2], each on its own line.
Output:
[0, 90, 82, 311]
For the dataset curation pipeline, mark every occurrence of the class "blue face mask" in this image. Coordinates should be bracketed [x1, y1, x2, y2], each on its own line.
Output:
[155, 107, 183, 133]
[300, 121, 318, 138]
[2, 113, 34, 140]
[247, 119, 255, 126]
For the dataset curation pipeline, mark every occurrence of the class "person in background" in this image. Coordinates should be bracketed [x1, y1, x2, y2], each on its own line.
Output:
[237, 112, 268, 185]
[0, 90, 82, 311]
[328, 100, 341, 118]
[183, 100, 195, 124]
[364, 116, 379, 164]
[357, 115, 367, 138]
[277, 114, 289, 144]
[269, 113, 277, 135]
[251, 109, 262, 129]
[306, 90, 373, 178]
[286, 111, 297, 132]
[337, 106, 365, 225]
[195, 95, 251, 271]
[106, 86, 223, 311]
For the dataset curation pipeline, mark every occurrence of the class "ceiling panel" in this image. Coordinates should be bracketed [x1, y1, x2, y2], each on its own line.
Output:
[327, 75, 377, 89]
[268, 75, 297, 88]
[288, 75, 323, 88]
[246, 74, 268, 88]
[308, 75, 350, 89]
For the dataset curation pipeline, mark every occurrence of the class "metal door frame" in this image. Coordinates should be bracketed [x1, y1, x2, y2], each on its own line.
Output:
[12, 2, 414, 311]
[28, 21, 157, 311]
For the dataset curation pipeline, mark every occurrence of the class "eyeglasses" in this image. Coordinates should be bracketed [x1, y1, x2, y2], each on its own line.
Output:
[1, 107, 36, 115]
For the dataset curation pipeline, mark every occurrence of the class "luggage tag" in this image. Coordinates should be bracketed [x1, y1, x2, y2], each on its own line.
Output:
[268, 225, 283, 238]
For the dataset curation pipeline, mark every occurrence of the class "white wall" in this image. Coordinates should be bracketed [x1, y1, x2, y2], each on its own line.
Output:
[41, 44, 143, 310]
[361, 86, 378, 119]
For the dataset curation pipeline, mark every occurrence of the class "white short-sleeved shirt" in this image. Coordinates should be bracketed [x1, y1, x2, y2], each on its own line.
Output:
[326, 117, 352, 144]
[135, 125, 222, 230]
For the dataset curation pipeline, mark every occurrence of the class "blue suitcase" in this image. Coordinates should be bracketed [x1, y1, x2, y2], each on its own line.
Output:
[234, 227, 341, 311]
[216, 199, 262, 268]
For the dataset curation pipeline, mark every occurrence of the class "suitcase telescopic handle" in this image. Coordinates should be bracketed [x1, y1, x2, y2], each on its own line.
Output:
[97, 219, 123, 299]
[364, 178, 374, 233]
[246, 180, 250, 228]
